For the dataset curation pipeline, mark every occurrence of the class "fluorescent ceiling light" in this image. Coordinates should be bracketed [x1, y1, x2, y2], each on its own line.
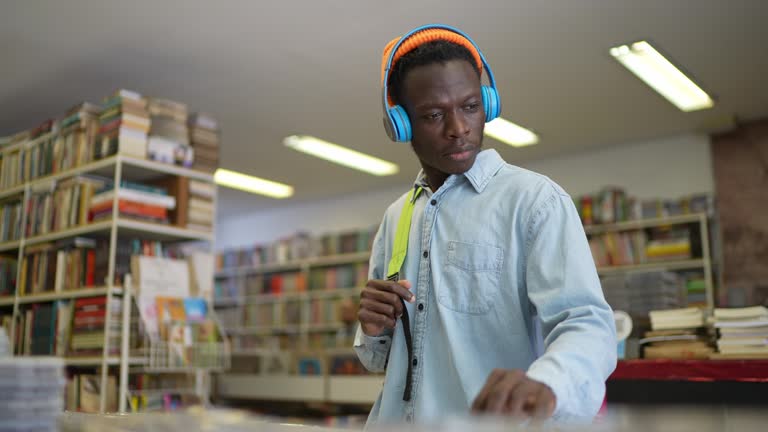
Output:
[214, 168, 294, 199]
[284, 135, 398, 176]
[610, 41, 714, 112]
[484, 118, 539, 147]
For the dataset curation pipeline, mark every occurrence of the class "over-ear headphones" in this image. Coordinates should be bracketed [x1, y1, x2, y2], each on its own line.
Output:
[381, 24, 501, 142]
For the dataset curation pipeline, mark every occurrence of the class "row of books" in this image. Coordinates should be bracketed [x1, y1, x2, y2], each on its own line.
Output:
[214, 265, 369, 304]
[0, 256, 17, 296]
[0, 200, 23, 243]
[589, 230, 694, 266]
[65, 373, 117, 413]
[6, 296, 125, 357]
[216, 225, 378, 270]
[575, 187, 713, 225]
[129, 374, 200, 412]
[0, 89, 220, 190]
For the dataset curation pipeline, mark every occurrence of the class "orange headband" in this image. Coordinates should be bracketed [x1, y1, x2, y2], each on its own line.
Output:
[381, 28, 484, 89]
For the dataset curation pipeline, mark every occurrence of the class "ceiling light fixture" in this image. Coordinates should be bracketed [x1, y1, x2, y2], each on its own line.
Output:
[283, 135, 398, 176]
[214, 168, 294, 199]
[484, 117, 539, 147]
[610, 41, 714, 112]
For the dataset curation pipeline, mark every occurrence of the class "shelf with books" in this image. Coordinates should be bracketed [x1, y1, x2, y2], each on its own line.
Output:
[584, 213, 706, 235]
[596, 258, 708, 275]
[0, 239, 21, 253]
[215, 374, 327, 402]
[585, 209, 716, 316]
[0, 184, 25, 200]
[22, 219, 212, 248]
[65, 356, 148, 367]
[214, 287, 360, 306]
[16, 286, 120, 304]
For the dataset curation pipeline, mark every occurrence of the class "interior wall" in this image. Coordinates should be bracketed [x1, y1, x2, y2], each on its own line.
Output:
[711, 118, 768, 307]
[216, 133, 714, 250]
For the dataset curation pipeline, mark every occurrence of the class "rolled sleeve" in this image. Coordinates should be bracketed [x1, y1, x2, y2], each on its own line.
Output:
[524, 189, 617, 423]
[354, 325, 393, 373]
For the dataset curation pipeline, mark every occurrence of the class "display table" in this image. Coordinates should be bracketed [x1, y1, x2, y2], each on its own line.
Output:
[611, 359, 768, 382]
[607, 359, 768, 404]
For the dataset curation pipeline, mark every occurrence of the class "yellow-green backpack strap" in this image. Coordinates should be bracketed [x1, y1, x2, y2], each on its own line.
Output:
[387, 186, 423, 280]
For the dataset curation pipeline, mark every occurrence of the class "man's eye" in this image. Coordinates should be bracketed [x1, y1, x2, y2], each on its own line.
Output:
[464, 103, 480, 112]
[424, 112, 443, 120]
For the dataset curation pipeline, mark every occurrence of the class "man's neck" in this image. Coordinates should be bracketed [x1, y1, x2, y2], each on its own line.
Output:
[423, 168, 449, 192]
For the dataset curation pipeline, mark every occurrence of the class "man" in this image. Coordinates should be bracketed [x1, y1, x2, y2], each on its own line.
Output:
[354, 24, 616, 426]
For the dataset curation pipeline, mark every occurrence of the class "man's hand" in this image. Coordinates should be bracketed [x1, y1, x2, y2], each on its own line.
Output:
[471, 369, 556, 420]
[358, 279, 415, 336]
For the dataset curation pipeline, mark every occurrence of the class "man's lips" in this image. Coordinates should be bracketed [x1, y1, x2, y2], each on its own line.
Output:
[444, 146, 476, 162]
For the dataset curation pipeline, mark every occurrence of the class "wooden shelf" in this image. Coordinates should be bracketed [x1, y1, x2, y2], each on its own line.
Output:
[0, 184, 25, 200]
[213, 288, 359, 306]
[215, 251, 371, 278]
[584, 213, 705, 235]
[16, 286, 121, 304]
[23, 219, 211, 247]
[0, 239, 21, 252]
[116, 218, 213, 242]
[24, 221, 113, 246]
[597, 259, 706, 275]
[214, 374, 382, 404]
[64, 356, 147, 366]
[24, 155, 214, 192]
[327, 375, 382, 404]
[215, 374, 326, 402]
[0, 296, 14, 306]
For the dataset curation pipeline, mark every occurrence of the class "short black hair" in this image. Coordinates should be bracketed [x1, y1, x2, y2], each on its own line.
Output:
[387, 40, 481, 106]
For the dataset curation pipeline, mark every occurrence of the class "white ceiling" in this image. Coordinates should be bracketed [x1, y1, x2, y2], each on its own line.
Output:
[1, 1, 767, 213]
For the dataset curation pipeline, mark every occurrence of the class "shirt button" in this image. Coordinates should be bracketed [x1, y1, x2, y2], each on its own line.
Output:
[430, 199, 437, 205]
[418, 303, 424, 311]
[423, 251, 428, 258]
[412, 358, 418, 367]
[379, 340, 386, 344]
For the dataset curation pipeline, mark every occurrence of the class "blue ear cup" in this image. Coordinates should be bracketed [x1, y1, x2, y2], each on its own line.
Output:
[386, 105, 412, 142]
[481, 85, 501, 122]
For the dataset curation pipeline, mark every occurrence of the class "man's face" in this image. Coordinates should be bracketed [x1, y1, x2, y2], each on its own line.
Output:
[400, 59, 485, 176]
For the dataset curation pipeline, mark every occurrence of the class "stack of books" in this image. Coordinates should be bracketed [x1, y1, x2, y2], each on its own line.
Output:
[711, 306, 768, 359]
[642, 307, 712, 359]
[68, 296, 122, 356]
[0, 357, 65, 431]
[188, 113, 220, 173]
[187, 179, 216, 231]
[89, 179, 176, 224]
[57, 102, 102, 170]
[147, 98, 193, 167]
[97, 89, 150, 159]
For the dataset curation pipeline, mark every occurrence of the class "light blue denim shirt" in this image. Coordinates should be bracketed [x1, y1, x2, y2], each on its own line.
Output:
[354, 149, 617, 426]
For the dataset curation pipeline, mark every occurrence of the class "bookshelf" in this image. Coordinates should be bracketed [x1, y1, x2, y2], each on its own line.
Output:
[212, 230, 380, 403]
[585, 212, 716, 313]
[0, 126, 219, 413]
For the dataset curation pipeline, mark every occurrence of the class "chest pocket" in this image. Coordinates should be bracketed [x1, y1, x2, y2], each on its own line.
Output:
[438, 241, 503, 314]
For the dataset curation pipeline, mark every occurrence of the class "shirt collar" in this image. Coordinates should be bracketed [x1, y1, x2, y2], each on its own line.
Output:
[411, 149, 505, 194]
